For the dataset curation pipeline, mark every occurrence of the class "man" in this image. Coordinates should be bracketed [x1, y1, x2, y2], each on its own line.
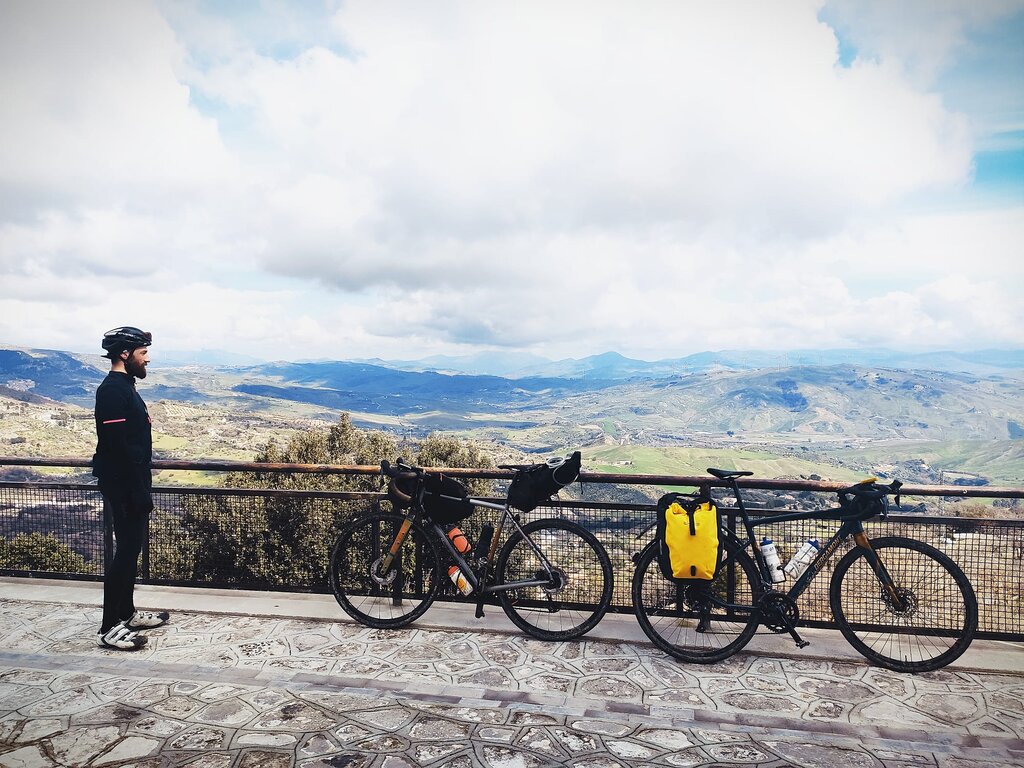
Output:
[93, 326, 169, 650]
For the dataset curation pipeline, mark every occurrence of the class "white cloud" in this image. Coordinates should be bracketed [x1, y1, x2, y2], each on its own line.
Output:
[222, 0, 974, 258]
[823, 0, 1024, 82]
[0, 1, 233, 212]
[0, 0, 1020, 362]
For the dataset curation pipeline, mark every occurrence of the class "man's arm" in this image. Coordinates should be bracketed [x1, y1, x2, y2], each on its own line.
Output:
[95, 386, 152, 510]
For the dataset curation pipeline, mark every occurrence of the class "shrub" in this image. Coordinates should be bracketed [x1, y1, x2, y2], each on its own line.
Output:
[0, 533, 89, 572]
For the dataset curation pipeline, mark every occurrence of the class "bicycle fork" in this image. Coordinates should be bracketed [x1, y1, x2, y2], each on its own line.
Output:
[379, 516, 414, 576]
[852, 531, 910, 613]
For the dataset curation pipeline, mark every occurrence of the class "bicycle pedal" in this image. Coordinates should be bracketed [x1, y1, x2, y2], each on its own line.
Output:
[788, 628, 809, 648]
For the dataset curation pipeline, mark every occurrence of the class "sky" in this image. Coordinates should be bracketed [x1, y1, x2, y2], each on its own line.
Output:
[1, 0, 1022, 364]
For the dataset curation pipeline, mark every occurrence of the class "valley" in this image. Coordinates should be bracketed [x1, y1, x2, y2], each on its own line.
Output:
[1, 347, 1022, 495]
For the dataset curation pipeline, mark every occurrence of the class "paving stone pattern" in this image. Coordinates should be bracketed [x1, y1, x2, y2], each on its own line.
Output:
[1, 598, 1022, 767]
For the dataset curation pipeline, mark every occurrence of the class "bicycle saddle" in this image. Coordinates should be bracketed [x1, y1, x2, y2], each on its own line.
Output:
[707, 468, 753, 479]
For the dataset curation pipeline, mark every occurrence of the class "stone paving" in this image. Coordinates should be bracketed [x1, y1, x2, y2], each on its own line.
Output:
[1, 595, 1023, 767]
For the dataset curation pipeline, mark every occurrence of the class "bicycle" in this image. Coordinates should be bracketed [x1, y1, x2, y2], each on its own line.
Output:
[329, 457, 614, 641]
[631, 469, 978, 672]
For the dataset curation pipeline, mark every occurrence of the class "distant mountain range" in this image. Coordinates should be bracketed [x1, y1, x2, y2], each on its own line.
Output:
[357, 348, 1024, 379]
[0, 349, 104, 403]
[1, 345, 1022, 443]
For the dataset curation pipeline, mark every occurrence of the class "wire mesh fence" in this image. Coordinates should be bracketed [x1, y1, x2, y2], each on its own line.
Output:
[1, 478, 1022, 640]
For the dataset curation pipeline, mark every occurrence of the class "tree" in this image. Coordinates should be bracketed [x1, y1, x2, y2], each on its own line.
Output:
[416, 433, 495, 498]
[153, 416, 497, 590]
[154, 414, 398, 588]
[0, 533, 90, 573]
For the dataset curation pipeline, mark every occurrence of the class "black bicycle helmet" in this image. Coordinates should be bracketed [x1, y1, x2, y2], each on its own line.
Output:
[101, 326, 152, 358]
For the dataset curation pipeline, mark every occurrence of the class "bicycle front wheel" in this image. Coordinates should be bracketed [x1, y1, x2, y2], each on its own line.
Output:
[830, 535, 978, 673]
[496, 518, 613, 641]
[329, 512, 441, 629]
[632, 540, 762, 663]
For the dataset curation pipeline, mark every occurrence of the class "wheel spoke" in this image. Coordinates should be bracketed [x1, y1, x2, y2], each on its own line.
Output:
[830, 536, 977, 672]
[330, 513, 440, 628]
[497, 518, 613, 640]
[632, 543, 761, 663]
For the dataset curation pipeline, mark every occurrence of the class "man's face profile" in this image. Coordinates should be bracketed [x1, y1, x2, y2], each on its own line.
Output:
[124, 347, 149, 379]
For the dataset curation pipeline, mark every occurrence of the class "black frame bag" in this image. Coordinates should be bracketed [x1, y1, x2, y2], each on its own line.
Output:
[506, 451, 582, 512]
[422, 473, 474, 525]
[656, 489, 722, 582]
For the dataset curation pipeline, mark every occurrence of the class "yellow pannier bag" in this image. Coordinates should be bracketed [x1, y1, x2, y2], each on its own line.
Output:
[656, 493, 722, 581]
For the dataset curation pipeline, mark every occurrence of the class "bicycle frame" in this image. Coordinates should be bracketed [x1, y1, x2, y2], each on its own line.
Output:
[387, 494, 564, 597]
[721, 478, 908, 616]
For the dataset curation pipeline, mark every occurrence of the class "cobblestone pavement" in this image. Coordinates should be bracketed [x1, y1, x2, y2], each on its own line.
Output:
[1, 596, 1023, 767]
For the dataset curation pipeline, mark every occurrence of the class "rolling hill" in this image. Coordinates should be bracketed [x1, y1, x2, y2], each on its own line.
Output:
[2, 346, 1022, 487]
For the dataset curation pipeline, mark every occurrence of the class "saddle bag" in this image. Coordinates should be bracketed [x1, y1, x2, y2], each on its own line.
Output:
[506, 451, 582, 512]
[656, 491, 722, 581]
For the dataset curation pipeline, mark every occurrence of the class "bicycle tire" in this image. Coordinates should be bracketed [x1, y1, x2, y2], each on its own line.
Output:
[495, 517, 613, 641]
[829, 535, 978, 673]
[329, 512, 441, 629]
[632, 539, 762, 663]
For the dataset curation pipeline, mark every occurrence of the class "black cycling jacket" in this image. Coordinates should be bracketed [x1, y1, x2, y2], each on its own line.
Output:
[92, 371, 152, 497]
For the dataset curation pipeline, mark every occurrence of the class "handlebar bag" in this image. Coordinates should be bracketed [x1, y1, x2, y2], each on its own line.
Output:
[838, 487, 888, 520]
[422, 473, 474, 524]
[656, 491, 722, 581]
[506, 451, 582, 512]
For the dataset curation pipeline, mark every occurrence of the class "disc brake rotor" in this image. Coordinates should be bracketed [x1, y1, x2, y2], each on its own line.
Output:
[370, 556, 398, 587]
[882, 586, 918, 617]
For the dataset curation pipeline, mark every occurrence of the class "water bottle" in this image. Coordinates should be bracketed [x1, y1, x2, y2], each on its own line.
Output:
[448, 566, 473, 595]
[447, 526, 473, 595]
[476, 523, 495, 562]
[760, 537, 785, 583]
[784, 539, 820, 579]
[448, 526, 472, 555]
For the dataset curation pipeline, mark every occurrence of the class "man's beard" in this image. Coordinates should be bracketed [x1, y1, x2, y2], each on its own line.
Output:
[126, 356, 147, 379]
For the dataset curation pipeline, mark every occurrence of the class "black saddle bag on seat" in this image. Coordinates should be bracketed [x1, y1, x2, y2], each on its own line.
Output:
[506, 451, 582, 512]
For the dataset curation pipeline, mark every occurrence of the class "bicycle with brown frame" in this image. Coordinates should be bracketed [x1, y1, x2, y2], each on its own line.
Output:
[329, 456, 614, 641]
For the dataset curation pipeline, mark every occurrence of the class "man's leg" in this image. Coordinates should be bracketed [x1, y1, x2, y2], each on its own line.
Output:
[100, 494, 145, 634]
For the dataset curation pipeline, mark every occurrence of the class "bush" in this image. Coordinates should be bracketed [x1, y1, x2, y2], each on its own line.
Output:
[0, 533, 89, 572]
[153, 415, 497, 589]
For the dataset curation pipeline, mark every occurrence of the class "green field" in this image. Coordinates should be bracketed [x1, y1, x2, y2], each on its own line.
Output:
[828, 439, 1024, 486]
[583, 445, 867, 484]
[582, 439, 1024, 493]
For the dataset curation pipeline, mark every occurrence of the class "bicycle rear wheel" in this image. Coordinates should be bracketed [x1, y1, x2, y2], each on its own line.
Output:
[830, 535, 978, 673]
[632, 540, 762, 663]
[496, 518, 613, 641]
[329, 512, 441, 629]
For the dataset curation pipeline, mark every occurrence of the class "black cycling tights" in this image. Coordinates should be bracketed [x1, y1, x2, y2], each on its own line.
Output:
[99, 495, 147, 633]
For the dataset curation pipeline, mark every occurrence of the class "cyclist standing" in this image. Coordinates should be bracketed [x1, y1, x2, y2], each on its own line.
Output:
[92, 326, 169, 650]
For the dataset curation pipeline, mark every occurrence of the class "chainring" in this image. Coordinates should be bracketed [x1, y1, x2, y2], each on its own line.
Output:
[758, 592, 800, 634]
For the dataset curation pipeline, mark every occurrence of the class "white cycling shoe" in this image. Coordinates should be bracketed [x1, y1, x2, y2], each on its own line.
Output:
[126, 610, 170, 630]
[98, 621, 148, 651]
